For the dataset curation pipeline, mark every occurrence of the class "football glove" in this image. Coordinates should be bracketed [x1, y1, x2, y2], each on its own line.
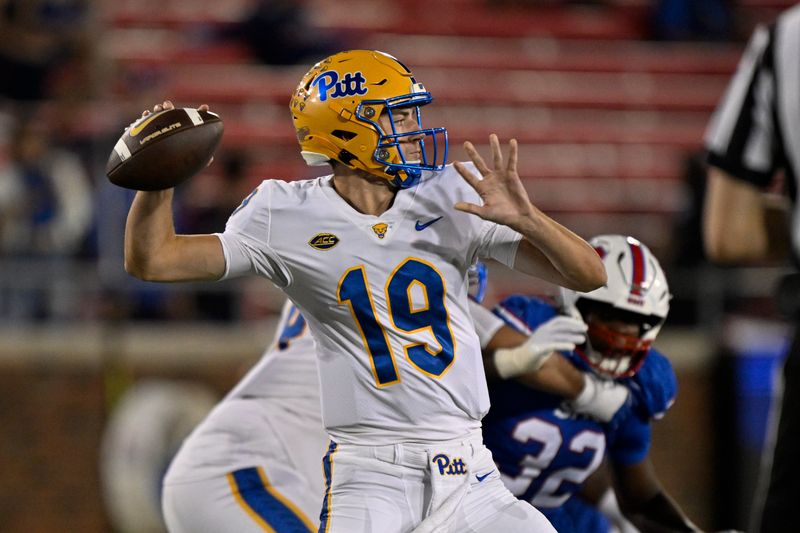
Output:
[494, 316, 587, 378]
[570, 372, 631, 423]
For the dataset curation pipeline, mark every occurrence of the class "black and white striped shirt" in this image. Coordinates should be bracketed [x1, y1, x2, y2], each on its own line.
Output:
[705, 5, 800, 250]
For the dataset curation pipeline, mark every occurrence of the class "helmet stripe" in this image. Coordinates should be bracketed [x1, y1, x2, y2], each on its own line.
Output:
[628, 241, 646, 296]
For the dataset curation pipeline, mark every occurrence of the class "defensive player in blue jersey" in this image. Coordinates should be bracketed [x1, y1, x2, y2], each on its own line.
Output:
[482, 234, 702, 533]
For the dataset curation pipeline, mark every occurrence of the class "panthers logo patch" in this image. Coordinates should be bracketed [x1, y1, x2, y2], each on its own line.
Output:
[371, 223, 388, 239]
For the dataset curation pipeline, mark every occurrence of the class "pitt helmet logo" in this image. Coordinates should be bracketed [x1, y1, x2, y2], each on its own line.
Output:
[371, 223, 388, 239]
[309, 233, 339, 250]
[432, 454, 467, 476]
[313, 71, 368, 102]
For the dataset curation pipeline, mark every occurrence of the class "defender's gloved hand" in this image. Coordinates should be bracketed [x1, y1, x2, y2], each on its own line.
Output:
[494, 316, 587, 379]
[570, 372, 631, 423]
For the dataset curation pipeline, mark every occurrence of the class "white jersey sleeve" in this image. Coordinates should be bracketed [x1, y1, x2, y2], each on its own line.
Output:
[475, 218, 523, 268]
[215, 182, 292, 287]
[225, 299, 320, 409]
[468, 300, 505, 349]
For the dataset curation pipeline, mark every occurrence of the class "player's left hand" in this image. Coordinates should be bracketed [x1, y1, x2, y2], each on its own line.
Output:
[454, 134, 536, 229]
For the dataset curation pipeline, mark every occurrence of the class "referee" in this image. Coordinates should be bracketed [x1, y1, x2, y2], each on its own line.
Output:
[704, 6, 800, 533]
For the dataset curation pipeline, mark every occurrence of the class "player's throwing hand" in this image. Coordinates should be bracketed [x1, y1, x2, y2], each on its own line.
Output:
[131, 101, 210, 126]
[454, 134, 536, 228]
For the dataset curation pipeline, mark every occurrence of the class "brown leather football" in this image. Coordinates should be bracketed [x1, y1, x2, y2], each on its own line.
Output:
[106, 108, 223, 191]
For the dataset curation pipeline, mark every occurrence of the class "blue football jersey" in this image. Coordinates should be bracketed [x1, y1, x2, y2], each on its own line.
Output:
[483, 295, 678, 531]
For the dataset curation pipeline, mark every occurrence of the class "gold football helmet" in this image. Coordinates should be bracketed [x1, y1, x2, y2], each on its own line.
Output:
[290, 50, 448, 188]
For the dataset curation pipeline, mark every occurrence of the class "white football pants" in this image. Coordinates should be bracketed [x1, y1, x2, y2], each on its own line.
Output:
[161, 398, 327, 532]
[319, 431, 556, 533]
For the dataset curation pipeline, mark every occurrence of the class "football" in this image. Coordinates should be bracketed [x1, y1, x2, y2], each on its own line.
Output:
[106, 107, 224, 191]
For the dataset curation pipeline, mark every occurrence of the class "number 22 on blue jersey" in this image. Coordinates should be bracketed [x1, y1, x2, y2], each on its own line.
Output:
[505, 417, 605, 507]
[337, 257, 457, 387]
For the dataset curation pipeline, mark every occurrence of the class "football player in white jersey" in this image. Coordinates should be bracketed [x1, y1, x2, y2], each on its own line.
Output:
[161, 301, 326, 533]
[124, 49, 606, 533]
[160, 270, 630, 533]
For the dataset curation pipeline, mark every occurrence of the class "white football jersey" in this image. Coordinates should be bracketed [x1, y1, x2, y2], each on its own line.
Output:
[217, 163, 522, 445]
[225, 300, 321, 416]
[164, 301, 326, 486]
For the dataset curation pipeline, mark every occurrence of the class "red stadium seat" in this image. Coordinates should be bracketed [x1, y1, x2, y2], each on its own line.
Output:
[100, 0, 785, 234]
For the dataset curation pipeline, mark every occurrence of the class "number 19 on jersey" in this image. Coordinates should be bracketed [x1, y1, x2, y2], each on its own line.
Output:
[337, 258, 457, 387]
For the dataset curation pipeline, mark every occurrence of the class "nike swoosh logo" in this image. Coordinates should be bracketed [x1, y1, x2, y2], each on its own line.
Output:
[476, 471, 493, 482]
[129, 112, 164, 137]
[415, 216, 443, 231]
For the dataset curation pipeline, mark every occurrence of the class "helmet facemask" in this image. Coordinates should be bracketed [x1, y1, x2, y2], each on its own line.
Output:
[357, 88, 447, 188]
[575, 299, 665, 378]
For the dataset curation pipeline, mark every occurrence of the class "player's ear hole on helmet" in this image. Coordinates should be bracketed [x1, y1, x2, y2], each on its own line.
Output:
[331, 130, 357, 141]
[337, 150, 358, 165]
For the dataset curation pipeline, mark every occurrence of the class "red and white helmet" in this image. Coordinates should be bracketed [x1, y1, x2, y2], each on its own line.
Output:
[560, 235, 671, 378]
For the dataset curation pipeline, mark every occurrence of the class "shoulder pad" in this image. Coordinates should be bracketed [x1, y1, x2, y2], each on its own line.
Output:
[625, 349, 677, 420]
[493, 295, 558, 334]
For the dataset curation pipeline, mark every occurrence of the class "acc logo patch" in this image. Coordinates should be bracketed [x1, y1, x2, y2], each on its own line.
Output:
[371, 222, 388, 239]
[309, 233, 340, 250]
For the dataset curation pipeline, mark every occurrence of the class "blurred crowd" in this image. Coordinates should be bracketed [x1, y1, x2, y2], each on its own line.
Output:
[0, 0, 755, 323]
[2, 3, 795, 533]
